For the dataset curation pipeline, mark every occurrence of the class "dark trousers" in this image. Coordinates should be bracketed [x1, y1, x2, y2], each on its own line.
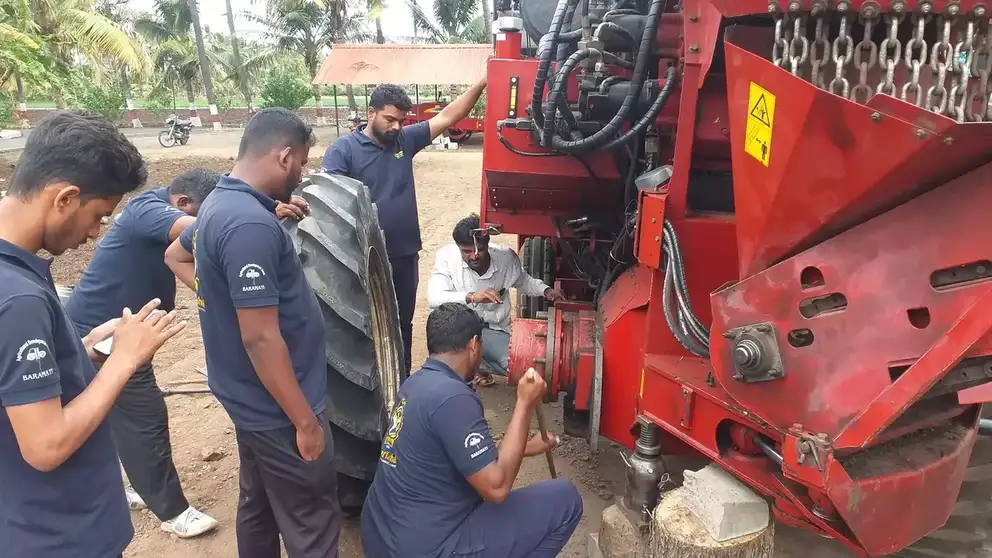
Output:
[108, 363, 189, 521]
[390, 254, 419, 376]
[235, 413, 341, 558]
[436, 479, 583, 557]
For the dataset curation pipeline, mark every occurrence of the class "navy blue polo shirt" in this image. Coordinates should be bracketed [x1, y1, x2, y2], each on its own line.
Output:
[322, 122, 431, 258]
[66, 187, 185, 336]
[361, 359, 497, 558]
[180, 176, 327, 431]
[0, 239, 132, 557]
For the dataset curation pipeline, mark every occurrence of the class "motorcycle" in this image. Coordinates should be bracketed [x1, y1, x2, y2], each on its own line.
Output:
[158, 114, 193, 148]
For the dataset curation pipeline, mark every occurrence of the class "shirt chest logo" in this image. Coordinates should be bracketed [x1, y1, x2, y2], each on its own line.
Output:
[239, 263, 267, 292]
[394, 150, 404, 159]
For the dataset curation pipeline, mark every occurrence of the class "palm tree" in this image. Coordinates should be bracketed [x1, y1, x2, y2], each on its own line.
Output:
[410, 0, 484, 43]
[210, 36, 276, 109]
[257, 0, 368, 113]
[28, 0, 145, 107]
[223, 0, 246, 104]
[151, 37, 201, 106]
[187, 0, 215, 110]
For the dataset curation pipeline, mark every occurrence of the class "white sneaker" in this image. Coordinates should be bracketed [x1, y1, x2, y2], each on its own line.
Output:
[125, 486, 147, 510]
[161, 506, 219, 538]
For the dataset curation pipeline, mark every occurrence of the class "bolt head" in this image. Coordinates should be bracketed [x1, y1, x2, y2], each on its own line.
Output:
[944, 136, 954, 145]
[688, 15, 699, 22]
[788, 1, 800, 12]
[948, 3, 961, 16]
[871, 112, 882, 122]
[688, 45, 700, 53]
[920, 2, 932, 14]
[916, 129, 927, 139]
[836, 1, 850, 12]
[891, 2, 905, 13]
[733, 373, 745, 381]
[976, 6, 987, 17]
[862, 5, 877, 18]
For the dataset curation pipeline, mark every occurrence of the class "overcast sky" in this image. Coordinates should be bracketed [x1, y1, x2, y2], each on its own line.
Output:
[129, 0, 433, 42]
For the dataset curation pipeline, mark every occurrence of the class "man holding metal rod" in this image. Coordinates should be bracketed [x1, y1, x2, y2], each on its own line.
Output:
[361, 302, 582, 558]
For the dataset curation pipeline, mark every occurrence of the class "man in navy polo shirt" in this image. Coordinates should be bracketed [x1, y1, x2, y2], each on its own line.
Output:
[165, 108, 340, 558]
[362, 302, 583, 557]
[66, 168, 225, 538]
[322, 74, 487, 375]
[0, 110, 187, 557]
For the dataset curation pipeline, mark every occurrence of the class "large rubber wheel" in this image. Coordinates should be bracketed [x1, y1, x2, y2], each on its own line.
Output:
[517, 237, 553, 319]
[290, 173, 405, 514]
[893, 408, 992, 558]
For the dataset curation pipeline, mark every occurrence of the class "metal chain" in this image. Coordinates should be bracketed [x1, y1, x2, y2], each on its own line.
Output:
[950, 19, 976, 122]
[810, 14, 830, 89]
[773, 16, 788, 67]
[789, 14, 810, 76]
[972, 31, 992, 121]
[851, 16, 877, 103]
[877, 15, 902, 97]
[902, 15, 928, 106]
[927, 16, 953, 114]
[830, 15, 854, 98]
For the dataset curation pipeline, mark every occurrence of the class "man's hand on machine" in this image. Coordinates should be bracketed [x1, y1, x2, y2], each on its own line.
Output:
[275, 195, 311, 221]
[467, 288, 502, 304]
[543, 288, 565, 303]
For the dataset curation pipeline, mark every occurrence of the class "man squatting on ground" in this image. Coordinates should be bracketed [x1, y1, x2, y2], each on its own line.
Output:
[322, 74, 487, 375]
[0, 110, 186, 557]
[428, 214, 564, 387]
[65, 168, 312, 538]
[361, 302, 583, 557]
[166, 108, 341, 558]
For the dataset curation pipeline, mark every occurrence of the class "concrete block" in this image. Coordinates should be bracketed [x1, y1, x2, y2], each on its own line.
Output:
[682, 463, 769, 542]
[599, 504, 648, 558]
[587, 532, 604, 558]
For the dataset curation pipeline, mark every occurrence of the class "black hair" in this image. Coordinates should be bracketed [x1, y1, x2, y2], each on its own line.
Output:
[427, 303, 485, 355]
[370, 84, 413, 112]
[8, 110, 146, 201]
[238, 108, 315, 159]
[452, 213, 481, 246]
[168, 168, 222, 204]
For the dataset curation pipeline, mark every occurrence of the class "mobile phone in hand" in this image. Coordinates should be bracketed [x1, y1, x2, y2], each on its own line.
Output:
[92, 311, 161, 356]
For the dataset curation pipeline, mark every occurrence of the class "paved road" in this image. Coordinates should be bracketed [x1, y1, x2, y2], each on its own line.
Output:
[0, 127, 243, 153]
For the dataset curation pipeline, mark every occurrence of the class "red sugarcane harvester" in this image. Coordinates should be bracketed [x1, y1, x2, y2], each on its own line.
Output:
[480, 0, 992, 555]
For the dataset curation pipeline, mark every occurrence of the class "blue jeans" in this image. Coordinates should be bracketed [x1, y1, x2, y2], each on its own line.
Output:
[436, 479, 583, 557]
[481, 327, 509, 376]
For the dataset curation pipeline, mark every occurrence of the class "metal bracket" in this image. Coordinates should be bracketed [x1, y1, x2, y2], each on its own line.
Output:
[795, 432, 830, 472]
[678, 386, 695, 429]
[723, 322, 786, 383]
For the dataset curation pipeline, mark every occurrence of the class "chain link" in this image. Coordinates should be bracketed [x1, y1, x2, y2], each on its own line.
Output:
[830, 15, 853, 98]
[971, 33, 992, 121]
[950, 20, 976, 122]
[789, 15, 810, 76]
[810, 15, 830, 89]
[850, 17, 877, 103]
[773, 16, 788, 68]
[877, 15, 902, 97]
[902, 16, 928, 106]
[927, 16, 953, 114]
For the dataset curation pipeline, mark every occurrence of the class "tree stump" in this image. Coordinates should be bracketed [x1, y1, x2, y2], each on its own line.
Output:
[650, 487, 774, 558]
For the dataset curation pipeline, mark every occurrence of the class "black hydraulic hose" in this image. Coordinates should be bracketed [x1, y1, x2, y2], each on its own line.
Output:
[531, 0, 575, 131]
[604, 8, 643, 17]
[556, 0, 580, 66]
[550, 0, 665, 153]
[593, 21, 638, 49]
[541, 48, 602, 145]
[597, 66, 678, 151]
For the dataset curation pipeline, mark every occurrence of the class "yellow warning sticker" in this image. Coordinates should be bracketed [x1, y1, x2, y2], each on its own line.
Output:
[744, 82, 776, 167]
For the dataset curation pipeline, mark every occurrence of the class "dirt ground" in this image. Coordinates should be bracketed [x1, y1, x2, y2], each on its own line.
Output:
[0, 128, 854, 558]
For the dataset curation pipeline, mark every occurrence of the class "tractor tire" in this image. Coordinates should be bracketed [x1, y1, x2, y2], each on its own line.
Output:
[517, 237, 553, 320]
[894, 408, 992, 558]
[291, 173, 405, 515]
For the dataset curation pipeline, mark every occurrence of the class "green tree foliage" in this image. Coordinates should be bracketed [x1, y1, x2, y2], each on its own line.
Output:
[77, 82, 124, 120]
[259, 67, 313, 111]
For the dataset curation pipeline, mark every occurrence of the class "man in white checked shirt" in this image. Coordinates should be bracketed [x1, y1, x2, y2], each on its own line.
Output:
[427, 214, 565, 387]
